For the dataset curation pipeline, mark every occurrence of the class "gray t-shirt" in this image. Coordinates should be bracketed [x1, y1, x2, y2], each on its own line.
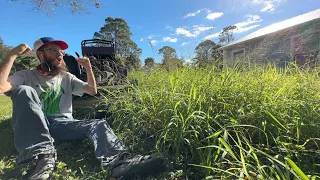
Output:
[7, 69, 87, 118]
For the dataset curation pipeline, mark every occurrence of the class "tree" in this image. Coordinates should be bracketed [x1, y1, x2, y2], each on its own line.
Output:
[126, 52, 141, 70]
[0, 37, 12, 61]
[194, 40, 223, 67]
[94, 17, 141, 59]
[158, 46, 183, 71]
[219, 25, 237, 45]
[195, 40, 216, 67]
[10, 0, 101, 15]
[158, 46, 177, 64]
[144, 57, 155, 68]
[11, 55, 38, 74]
[212, 44, 223, 69]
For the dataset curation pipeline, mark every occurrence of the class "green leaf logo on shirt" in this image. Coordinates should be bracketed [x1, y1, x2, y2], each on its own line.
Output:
[39, 86, 65, 116]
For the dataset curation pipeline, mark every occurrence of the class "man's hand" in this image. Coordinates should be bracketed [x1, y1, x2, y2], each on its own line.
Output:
[75, 57, 91, 70]
[8, 43, 32, 57]
[0, 43, 31, 93]
[76, 56, 97, 96]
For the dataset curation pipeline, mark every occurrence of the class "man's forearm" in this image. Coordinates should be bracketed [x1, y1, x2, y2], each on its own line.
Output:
[0, 54, 16, 93]
[85, 66, 97, 95]
[0, 43, 31, 93]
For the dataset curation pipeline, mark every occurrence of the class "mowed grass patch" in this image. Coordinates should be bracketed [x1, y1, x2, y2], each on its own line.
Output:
[0, 95, 15, 177]
[0, 94, 14, 157]
[0, 95, 12, 119]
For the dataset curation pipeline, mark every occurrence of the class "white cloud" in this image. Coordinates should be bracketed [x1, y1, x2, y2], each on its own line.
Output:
[163, 37, 178, 43]
[166, 26, 172, 29]
[253, 0, 284, 13]
[149, 40, 157, 46]
[252, 0, 263, 3]
[234, 14, 262, 33]
[247, 14, 262, 21]
[140, 38, 144, 42]
[184, 59, 194, 65]
[193, 25, 214, 32]
[181, 42, 190, 46]
[184, 9, 201, 19]
[193, 25, 215, 36]
[203, 32, 221, 40]
[176, 27, 197, 37]
[146, 35, 157, 46]
[206, 12, 223, 20]
[235, 15, 261, 28]
[183, 8, 213, 19]
[203, 14, 262, 40]
[236, 25, 260, 33]
[261, 3, 274, 12]
[205, 9, 212, 14]
[175, 25, 214, 38]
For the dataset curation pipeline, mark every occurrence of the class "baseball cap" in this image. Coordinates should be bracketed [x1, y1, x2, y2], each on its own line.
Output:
[33, 37, 68, 52]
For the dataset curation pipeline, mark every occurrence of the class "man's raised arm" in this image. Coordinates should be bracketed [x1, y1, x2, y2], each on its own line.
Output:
[75, 56, 97, 96]
[0, 44, 32, 94]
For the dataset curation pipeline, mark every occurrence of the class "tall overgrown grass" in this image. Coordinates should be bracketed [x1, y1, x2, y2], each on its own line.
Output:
[104, 63, 320, 179]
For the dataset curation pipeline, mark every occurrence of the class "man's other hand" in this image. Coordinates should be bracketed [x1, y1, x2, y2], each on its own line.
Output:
[75, 57, 92, 70]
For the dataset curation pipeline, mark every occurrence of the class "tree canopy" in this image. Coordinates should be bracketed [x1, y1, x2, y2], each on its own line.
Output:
[144, 57, 155, 68]
[0, 37, 12, 61]
[11, 55, 39, 74]
[158, 46, 183, 71]
[10, 0, 101, 15]
[0, 37, 40, 74]
[219, 25, 237, 45]
[94, 17, 141, 60]
[194, 40, 222, 67]
[158, 46, 177, 63]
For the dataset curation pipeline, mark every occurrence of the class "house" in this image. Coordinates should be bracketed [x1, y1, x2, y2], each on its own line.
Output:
[219, 8, 320, 68]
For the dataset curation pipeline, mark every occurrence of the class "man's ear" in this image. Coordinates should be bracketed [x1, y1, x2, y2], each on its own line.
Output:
[36, 51, 43, 61]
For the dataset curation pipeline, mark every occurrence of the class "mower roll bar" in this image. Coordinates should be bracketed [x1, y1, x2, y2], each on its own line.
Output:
[81, 39, 115, 57]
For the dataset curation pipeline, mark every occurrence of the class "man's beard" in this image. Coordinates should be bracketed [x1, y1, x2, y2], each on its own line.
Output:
[41, 56, 68, 76]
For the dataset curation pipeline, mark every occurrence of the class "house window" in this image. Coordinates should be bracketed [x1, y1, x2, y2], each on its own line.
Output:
[232, 49, 245, 61]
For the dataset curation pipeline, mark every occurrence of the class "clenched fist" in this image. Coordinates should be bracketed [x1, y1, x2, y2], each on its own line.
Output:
[8, 43, 32, 57]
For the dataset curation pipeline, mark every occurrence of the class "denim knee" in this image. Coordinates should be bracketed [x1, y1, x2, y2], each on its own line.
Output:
[11, 85, 39, 102]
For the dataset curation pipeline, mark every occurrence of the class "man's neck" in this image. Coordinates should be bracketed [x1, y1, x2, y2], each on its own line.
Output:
[36, 65, 53, 77]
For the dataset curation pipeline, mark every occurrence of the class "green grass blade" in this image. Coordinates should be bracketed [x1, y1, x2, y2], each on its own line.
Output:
[285, 157, 309, 180]
[266, 111, 288, 131]
[219, 138, 239, 161]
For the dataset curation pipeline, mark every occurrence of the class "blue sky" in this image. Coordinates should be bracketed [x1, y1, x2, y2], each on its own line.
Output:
[0, 0, 319, 63]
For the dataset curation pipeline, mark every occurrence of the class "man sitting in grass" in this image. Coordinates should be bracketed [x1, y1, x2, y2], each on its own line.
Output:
[0, 37, 167, 179]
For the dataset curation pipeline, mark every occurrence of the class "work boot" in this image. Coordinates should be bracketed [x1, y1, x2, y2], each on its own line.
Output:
[26, 153, 56, 180]
[104, 152, 168, 179]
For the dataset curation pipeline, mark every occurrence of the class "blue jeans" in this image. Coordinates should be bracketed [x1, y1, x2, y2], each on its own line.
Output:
[9, 85, 126, 165]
